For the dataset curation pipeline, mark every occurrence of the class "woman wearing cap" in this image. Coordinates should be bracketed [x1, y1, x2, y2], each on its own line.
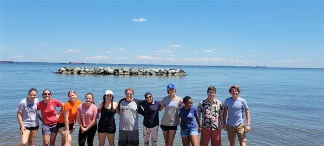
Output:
[140, 92, 161, 146]
[97, 90, 118, 146]
[159, 83, 183, 146]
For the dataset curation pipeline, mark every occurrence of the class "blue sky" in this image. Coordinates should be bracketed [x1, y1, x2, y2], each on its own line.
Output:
[1, 0, 323, 68]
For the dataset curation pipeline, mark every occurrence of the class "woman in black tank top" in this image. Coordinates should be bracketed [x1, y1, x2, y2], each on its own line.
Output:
[97, 90, 118, 146]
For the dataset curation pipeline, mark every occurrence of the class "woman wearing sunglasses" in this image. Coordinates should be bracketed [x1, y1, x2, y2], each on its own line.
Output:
[37, 89, 64, 146]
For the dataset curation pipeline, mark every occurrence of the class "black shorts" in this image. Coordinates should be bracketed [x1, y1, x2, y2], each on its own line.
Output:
[97, 122, 116, 134]
[56, 122, 74, 132]
[160, 125, 177, 131]
[24, 126, 39, 131]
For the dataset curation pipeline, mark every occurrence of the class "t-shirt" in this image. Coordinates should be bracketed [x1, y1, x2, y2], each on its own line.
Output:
[77, 103, 97, 127]
[140, 100, 161, 128]
[16, 98, 39, 127]
[180, 106, 198, 130]
[37, 98, 63, 126]
[161, 95, 182, 126]
[118, 98, 142, 131]
[57, 100, 82, 124]
[224, 97, 249, 127]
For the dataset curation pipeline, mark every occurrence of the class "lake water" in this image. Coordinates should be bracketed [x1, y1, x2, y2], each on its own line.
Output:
[0, 63, 323, 146]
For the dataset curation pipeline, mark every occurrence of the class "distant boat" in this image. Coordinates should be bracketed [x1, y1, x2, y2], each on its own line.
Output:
[0, 61, 14, 63]
[69, 62, 84, 64]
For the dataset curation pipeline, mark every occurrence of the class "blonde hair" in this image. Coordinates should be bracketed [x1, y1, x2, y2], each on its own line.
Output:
[229, 85, 241, 93]
[68, 90, 78, 97]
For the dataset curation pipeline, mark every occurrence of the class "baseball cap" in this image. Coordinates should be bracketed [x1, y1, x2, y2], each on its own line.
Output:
[105, 90, 113, 95]
[167, 83, 175, 90]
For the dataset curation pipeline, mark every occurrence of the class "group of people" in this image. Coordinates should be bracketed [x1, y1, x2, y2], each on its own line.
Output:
[17, 83, 250, 146]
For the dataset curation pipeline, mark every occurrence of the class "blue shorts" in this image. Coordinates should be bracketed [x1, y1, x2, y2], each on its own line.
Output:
[180, 128, 198, 137]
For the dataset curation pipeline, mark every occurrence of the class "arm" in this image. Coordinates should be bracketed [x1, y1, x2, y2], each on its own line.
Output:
[97, 102, 102, 113]
[245, 109, 251, 132]
[17, 112, 25, 135]
[76, 114, 85, 133]
[158, 100, 165, 111]
[196, 111, 201, 133]
[223, 108, 228, 131]
[64, 110, 70, 134]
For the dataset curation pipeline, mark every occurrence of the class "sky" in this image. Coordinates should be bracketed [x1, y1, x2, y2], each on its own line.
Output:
[1, 0, 323, 68]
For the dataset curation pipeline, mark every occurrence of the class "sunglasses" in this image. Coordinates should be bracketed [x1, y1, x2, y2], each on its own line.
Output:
[43, 93, 51, 95]
[145, 96, 152, 99]
[126, 93, 133, 95]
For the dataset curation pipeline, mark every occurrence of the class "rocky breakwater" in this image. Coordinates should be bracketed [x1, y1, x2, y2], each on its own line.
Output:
[54, 67, 186, 76]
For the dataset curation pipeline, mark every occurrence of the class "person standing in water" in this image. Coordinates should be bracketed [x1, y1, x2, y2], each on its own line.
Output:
[223, 85, 251, 146]
[179, 96, 201, 146]
[140, 92, 161, 146]
[76, 93, 98, 146]
[97, 90, 118, 146]
[37, 89, 63, 146]
[17, 88, 39, 146]
[159, 83, 183, 146]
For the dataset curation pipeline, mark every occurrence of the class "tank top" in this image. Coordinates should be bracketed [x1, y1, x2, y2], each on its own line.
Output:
[99, 102, 116, 125]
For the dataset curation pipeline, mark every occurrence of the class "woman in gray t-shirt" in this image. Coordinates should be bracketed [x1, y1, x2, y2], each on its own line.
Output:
[159, 83, 183, 146]
[16, 88, 39, 146]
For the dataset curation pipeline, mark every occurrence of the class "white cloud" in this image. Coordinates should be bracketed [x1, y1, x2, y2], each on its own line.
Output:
[138, 55, 154, 59]
[194, 50, 199, 53]
[106, 51, 113, 53]
[205, 50, 213, 53]
[274, 59, 306, 63]
[132, 18, 147, 22]
[117, 48, 124, 51]
[12, 55, 23, 58]
[136, 55, 249, 64]
[238, 56, 244, 58]
[168, 45, 181, 48]
[86, 56, 109, 60]
[40, 42, 48, 45]
[155, 50, 171, 54]
[68, 49, 81, 53]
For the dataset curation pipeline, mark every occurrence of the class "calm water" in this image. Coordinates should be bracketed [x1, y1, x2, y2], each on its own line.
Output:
[0, 63, 323, 146]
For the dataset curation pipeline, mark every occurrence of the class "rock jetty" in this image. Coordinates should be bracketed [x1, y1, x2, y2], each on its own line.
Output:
[54, 67, 186, 76]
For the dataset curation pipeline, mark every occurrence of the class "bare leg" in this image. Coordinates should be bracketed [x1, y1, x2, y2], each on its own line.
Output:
[167, 130, 176, 146]
[43, 134, 51, 146]
[28, 129, 38, 146]
[181, 136, 190, 146]
[98, 133, 106, 146]
[107, 133, 115, 146]
[189, 135, 199, 146]
[50, 133, 57, 146]
[162, 130, 169, 146]
[19, 129, 30, 146]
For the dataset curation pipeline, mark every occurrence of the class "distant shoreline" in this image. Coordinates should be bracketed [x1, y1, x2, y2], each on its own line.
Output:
[1, 61, 323, 69]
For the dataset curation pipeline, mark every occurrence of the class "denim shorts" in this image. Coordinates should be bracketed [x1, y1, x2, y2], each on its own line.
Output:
[180, 128, 198, 137]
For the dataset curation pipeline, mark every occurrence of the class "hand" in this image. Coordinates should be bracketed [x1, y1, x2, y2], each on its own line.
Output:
[56, 115, 60, 120]
[245, 125, 251, 133]
[81, 127, 87, 133]
[70, 125, 76, 133]
[20, 126, 26, 135]
[198, 127, 201, 133]
[223, 124, 227, 131]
